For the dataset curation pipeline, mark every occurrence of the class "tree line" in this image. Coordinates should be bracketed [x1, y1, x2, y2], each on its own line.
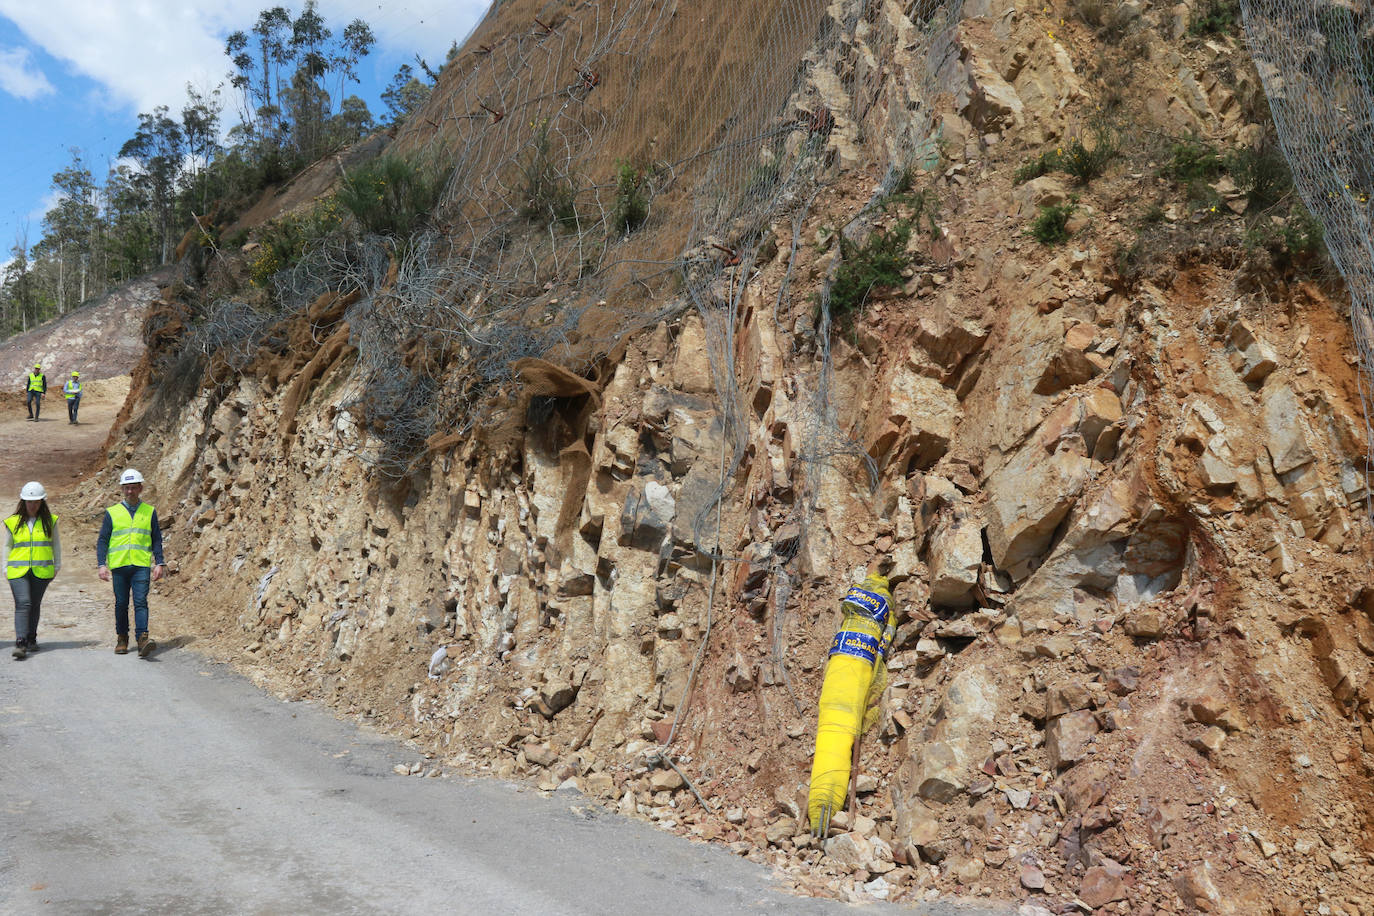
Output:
[0, 1, 446, 337]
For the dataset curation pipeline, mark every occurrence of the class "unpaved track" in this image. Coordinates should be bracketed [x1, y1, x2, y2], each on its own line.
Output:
[0, 384, 1014, 916]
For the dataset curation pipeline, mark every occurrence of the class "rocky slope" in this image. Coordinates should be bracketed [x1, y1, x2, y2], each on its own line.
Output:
[52, 0, 1374, 912]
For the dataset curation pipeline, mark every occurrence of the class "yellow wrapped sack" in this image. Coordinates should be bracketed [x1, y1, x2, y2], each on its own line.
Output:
[807, 574, 893, 836]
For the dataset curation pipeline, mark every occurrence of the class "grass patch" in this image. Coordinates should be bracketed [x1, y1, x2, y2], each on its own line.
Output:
[1163, 134, 1225, 183]
[1061, 122, 1118, 184]
[1244, 203, 1327, 272]
[1015, 121, 1117, 186]
[1014, 150, 1062, 185]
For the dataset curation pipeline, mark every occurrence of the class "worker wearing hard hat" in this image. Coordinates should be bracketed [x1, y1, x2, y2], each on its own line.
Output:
[63, 371, 82, 424]
[5, 481, 61, 660]
[95, 468, 165, 657]
[24, 364, 46, 421]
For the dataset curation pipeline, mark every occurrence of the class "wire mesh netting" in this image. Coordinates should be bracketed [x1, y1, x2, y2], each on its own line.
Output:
[185, 0, 967, 486]
[1239, 0, 1374, 510]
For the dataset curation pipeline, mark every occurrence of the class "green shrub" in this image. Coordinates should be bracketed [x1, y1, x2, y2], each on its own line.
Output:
[1030, 200, 1076, 245]
[249, 202, 346, 286]
[880, 185, 941, 239]
[611, 159, 649, 233]
[1244, 203, 1327, 270]
[1163, 134, 1225, 183]
[1225, 139, 1292, 211]
[520, 122, 578, 228]
[336, 154, 448, 238]
[829, 220, 913, 318]
[1189, 0, 1240, 36]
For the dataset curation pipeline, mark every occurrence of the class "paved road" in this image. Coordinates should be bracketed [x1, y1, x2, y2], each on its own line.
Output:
[0, 382, 1021, 916]
[0, 630, 1020, 916]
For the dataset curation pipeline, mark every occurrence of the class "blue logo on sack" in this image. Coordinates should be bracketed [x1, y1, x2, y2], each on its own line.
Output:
[828, 629, 879, 664]
[843, 586, 890, 627]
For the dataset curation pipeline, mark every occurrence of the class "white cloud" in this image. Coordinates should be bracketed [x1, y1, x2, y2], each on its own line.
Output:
[0, 1, 486, 115]
[0, 46, 54, 100]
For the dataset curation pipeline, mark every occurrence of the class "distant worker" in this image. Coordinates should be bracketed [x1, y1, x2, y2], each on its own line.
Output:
[63, 371, 82, 424]
[96, 468, 165, 658]
[24, 364, 46, 421]
[5, 481, 60, 660]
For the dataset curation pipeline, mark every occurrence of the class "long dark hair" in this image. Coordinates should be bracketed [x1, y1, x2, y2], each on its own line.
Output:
[10, 498, 54, 538]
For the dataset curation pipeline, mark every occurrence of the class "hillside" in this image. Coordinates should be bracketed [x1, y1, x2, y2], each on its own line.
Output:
[31, 0, 1374, 912]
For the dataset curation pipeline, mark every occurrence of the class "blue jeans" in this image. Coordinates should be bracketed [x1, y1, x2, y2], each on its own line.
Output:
[67, 394, 80, 422]
[10, 572, 50, 644]
[110, 565, 151, 637]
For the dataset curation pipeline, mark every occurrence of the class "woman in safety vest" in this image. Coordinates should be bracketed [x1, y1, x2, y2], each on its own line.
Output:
[4, 481, 61, 659]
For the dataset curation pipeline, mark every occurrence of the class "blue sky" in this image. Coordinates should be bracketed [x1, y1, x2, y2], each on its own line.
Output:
[0, 0, 488, 260]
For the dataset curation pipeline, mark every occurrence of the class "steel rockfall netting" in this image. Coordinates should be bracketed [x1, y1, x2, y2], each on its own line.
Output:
[194, 0, 966, 491]
[1239, 0, 1374, 512]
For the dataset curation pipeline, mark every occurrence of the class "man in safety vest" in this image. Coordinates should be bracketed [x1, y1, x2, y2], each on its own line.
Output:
[24, 364, 46, 421]
[63, 371, 82, 424]
[96, 468, 166, 657]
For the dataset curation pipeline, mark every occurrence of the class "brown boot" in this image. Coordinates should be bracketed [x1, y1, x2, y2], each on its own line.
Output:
[115, 635, 129, 655]
[137, 635, 156, 658]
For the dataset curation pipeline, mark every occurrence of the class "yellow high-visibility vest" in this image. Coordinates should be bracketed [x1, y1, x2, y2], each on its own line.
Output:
[5, 513, 57, 580]
[106, 502, 154, 569]
[27, 372, 43, 392]
[64, 380, 81, 398]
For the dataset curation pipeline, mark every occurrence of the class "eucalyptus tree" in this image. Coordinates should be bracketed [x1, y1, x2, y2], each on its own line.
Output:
[226, 2, 375, 164]
[36, 150, 101, 313]
[119, 107, 185, 265]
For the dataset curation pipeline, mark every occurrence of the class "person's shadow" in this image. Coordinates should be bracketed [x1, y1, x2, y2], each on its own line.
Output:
[139, 635, 196, 660]
[29, 639, 101, 651]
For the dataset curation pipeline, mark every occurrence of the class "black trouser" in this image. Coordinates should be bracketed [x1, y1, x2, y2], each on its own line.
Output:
[10, 572, 50, 645]
[25, 391, 41, 419]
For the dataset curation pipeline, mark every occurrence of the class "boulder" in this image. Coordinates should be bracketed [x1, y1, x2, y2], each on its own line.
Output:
[1079, 866, 1127, 908]
[620, 479, 675, 551]
[985, 443, 1093, 580]
[1228, 320, 1278, 384]
[900, 668, 999, 802]
[927, 512, 984, 607]
[1262, 385, 1315, 475]
[671, 313, 715, 394]
[1034, 323, 1106, 395]
[1045, 710, 1100, 769]
[868, 367, 961, 472]
[1056, 760, 1111, 813]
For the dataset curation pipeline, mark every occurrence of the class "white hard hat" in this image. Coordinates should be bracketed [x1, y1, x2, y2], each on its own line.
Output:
[119, 468, 144, 485]
[19, 481, 46, 500]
